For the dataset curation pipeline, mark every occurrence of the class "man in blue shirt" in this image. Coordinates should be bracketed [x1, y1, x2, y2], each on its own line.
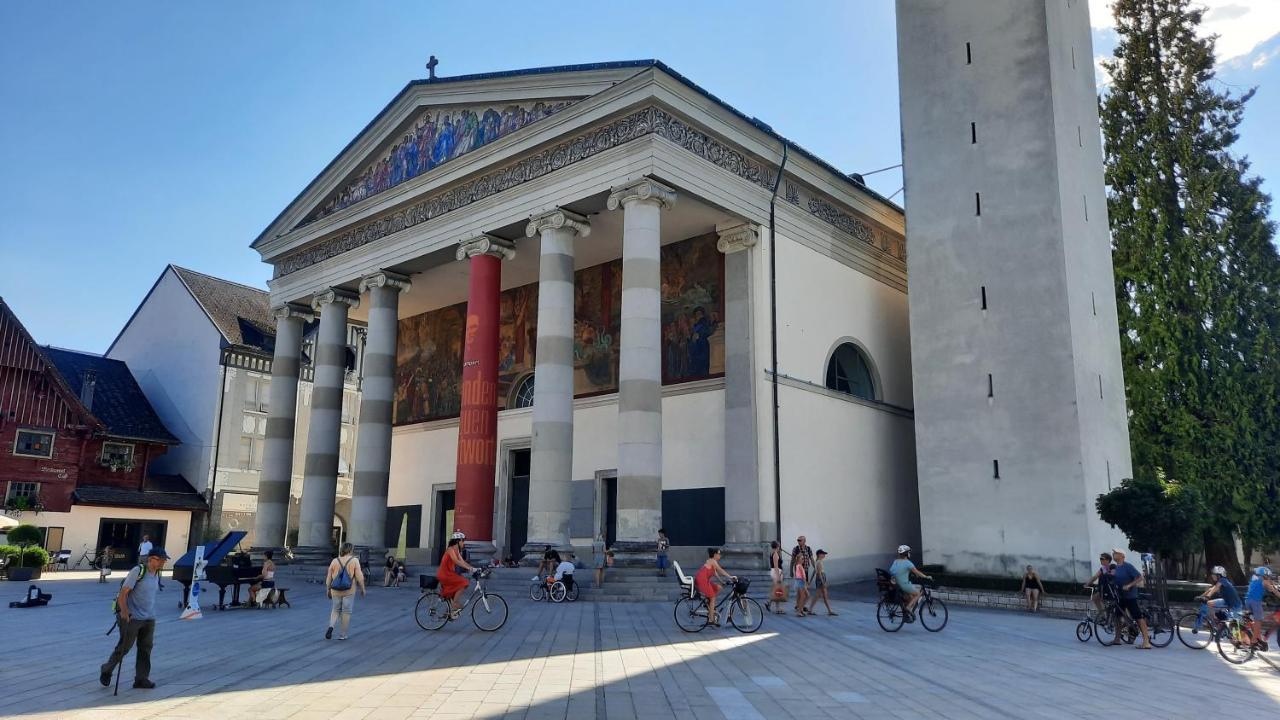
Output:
[1198, 565, 1242, 613]
[1110, 550, 1153, 649]
[100, 547, 168, 689]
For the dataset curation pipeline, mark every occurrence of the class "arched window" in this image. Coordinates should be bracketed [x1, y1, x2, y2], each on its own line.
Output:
[511, 374, 536, 409]
[825, 343, 877, 401]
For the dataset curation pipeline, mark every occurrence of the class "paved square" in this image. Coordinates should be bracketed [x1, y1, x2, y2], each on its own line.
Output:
[3, 572, 1277, 719]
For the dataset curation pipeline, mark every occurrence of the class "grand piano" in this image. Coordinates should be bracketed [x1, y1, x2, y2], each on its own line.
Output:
[172, 531, 262, 610]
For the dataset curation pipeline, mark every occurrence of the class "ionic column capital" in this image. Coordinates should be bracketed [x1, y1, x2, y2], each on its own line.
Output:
[715, 221, 759, 254]
[311, 287, 361, 313]
[606, 178, 676, 211]
[525, 208, 591, 238]
[456, 234, 517, 262]
[272, 303, 315, 323]
[358, 270, 412, 295]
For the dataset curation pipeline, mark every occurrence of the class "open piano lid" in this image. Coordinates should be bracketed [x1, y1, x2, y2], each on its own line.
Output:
[174, 530, 247, 567]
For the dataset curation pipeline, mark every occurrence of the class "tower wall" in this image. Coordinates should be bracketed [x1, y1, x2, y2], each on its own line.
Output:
[896, 0, 1132, 580]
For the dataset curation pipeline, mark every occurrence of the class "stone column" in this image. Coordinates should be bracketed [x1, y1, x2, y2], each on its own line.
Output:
[297, 288, 359, 551]
[717, 221, 767, 568]
[348, 271, 410, 550]
[606, 178, 675, 565]
[522, 208, 590, 562]
[454, 234, 515, 561]
[253, 303, 313, 550]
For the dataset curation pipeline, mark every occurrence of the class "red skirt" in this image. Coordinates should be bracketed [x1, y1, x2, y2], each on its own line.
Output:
[695, 565, 718, 600]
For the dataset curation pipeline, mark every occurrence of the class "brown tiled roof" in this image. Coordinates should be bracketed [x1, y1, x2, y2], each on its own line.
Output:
[171, 266, 273, 352]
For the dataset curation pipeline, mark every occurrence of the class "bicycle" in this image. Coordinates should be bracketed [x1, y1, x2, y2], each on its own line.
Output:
[874, 572, 948, 632]
[674, 577, 764, 633]
[1076, 586, 1105, 642]
[1093, 592, 1172, 648]
[1216, 608, 1259, 664]
[73, 545, 105, 571]
[415, 568, 508, 632]
[1176, 599, 1230, 649]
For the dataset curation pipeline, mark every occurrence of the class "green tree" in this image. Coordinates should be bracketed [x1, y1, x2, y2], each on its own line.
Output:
[1096, 476, 1203, 556]
[6, 523, 42, 547]
[1101, 0, 1280, 579]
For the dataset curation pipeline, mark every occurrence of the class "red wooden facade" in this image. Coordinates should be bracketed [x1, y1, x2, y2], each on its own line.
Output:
[0, 299, 168, 513]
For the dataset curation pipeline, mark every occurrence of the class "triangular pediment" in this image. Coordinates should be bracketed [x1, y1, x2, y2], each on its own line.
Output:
[297, 97, 581, 228]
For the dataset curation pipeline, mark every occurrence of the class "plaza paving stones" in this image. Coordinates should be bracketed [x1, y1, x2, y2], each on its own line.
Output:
[2, 571, 1278, 719]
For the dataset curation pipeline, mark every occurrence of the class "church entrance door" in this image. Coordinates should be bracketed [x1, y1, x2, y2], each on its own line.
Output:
[601, 476, 617, 547]
[506, 449, 530, 562]
[432, 489, 455, 564]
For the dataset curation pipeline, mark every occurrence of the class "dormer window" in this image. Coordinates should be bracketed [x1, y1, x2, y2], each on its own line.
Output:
[101, 442, 136, 471]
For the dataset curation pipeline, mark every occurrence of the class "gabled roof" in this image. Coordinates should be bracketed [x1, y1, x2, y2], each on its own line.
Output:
[253, 59, 902, 250]
[170, 266, 273, 351]
[0, 296, 102, 433]
[42, 347, 178, 444]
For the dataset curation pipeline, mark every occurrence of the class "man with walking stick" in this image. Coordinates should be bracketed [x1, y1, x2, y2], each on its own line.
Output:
[100, 547, 168, 690]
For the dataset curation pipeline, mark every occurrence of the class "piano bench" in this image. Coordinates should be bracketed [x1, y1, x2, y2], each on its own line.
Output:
[264, 588, 291, 608]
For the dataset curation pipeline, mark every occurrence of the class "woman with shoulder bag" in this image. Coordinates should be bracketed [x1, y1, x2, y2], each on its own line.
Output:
[325, 543, 366, 640]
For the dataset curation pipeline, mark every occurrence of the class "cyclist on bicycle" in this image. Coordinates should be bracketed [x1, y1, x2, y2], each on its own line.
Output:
[1197, 565, 1242, 620]
[437, 532, 477, 619]
[1245, 566, 1277, 651]
[1109, 549, 1153, 649]
[889, 545, 932, 615]
[695, 547, 735, 627]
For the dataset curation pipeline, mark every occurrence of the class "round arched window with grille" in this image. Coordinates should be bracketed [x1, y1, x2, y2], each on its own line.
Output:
[511, 374, 536, 409]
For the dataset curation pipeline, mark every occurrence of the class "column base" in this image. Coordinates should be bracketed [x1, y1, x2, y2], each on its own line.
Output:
[607, 540, 656, 568]
[519, 542, 576, 567]
[720, 542, 770, 571]
[463, 540, 499, 567]
[290, 545, 338, 566]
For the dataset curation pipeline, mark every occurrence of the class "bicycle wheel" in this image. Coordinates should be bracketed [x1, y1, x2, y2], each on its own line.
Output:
[529, 581, 545, 601]
[729, 596, 764, 633]
[1094, 613, 1119, 646]
[550, 582, 567, 603]
[919, 596, 948, 632]
[471, 593, 508, 632]
[1215, 622, 1255, 664]
[1148, 609, 1174, 648]
[1176, 613, 1212, 649]
[566, 582, 579, 602]
[1076, 620, 1093, 642]
[415, 592, 450, 631]
[876, 600, 905, 632]
[674, 596, 708, 632]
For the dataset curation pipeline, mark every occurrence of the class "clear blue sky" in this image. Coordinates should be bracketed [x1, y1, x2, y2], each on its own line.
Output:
[2, 1, 1277, 352]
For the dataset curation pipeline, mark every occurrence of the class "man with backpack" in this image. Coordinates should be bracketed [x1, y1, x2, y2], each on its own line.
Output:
[99, 547, 169, 689]
[325, 542, 366, 640]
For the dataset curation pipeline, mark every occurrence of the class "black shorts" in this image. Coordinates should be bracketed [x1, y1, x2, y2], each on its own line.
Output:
[1117, 597, 1144, 620]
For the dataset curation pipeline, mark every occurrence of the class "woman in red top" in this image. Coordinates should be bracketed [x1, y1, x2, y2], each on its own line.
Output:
[694, 547, 735, 627]
[437, 535, 475, 617]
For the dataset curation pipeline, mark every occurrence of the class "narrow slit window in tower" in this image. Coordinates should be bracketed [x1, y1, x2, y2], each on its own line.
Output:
[966, 42, 972, 64]
[1084, 194, 1089, 221]
[1098, 374, 1104, 399]
[1071, 46, 1076, 69]
[987, 373, 993, 398]
[1092, 291, 1097, 316]
[993, 459, 1000, 479]
[970, 121, 977, 144]
[981, 285, 988, 310]
[976, 192, 982, 216]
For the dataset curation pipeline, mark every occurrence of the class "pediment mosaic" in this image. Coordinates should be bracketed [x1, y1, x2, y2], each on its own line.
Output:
[299, 99, 579, 227]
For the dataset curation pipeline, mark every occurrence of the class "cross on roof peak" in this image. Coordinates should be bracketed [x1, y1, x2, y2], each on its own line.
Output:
[425, 55, 439, 81]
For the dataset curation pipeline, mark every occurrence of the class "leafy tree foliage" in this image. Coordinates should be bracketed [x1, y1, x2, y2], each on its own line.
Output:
[1096, 476, 1203, 556]
[1101, 0, 1280, 578]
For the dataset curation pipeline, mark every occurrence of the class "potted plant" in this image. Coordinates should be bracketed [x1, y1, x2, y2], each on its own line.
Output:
[2, 524, 49, 581]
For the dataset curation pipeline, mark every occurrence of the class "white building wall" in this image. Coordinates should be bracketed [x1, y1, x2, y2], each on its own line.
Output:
[18, 506, 192, 570]
[766, 227, 919, 582]
[106, 268, 223, 492]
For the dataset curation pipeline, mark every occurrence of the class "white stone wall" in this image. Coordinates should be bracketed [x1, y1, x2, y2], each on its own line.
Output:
[17, 505, 192, 570]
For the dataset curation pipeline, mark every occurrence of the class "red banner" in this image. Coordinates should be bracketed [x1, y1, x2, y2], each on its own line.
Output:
[454, 253, 501, 542]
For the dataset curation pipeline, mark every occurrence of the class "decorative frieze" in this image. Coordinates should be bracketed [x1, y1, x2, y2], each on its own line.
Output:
[272, 106, 903, 278]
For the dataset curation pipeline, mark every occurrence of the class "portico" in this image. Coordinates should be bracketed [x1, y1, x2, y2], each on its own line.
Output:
[250, 61, 917, 582]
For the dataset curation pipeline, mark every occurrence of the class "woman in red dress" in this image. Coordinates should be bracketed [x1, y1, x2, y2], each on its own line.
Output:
[694, 547, 735, 627]
[437, 535, 475, 617]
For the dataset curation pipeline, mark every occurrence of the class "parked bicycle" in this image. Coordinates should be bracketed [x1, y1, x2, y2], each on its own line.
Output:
[1093, 591, 1173, 647]
[72, 545, 110, 571]
[415, 568, 508, 632]
[674, 576, 763, 633]
[875, 571, 948, 632]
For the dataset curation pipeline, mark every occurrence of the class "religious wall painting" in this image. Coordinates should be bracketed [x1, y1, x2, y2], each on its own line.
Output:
[392, 234, 723, 426]
[303, 99, 576, 226]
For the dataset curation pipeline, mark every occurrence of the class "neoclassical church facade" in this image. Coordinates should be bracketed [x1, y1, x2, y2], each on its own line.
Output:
[251, 61, 918, 580]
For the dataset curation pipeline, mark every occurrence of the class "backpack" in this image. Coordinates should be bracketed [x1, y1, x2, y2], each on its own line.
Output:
[111, 564, 148, 615]
[330, 558, 355, 592]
